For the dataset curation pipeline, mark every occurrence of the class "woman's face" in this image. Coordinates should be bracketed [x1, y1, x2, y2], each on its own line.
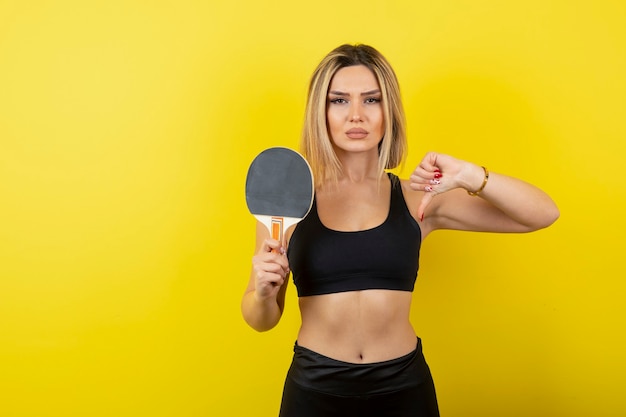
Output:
[326, 65, 384, 156]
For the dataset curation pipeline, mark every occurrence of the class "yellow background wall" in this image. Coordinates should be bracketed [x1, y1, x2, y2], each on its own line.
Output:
[1, 1, 624, 416]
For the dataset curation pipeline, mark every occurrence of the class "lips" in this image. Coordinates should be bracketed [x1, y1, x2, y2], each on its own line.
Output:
[345, 128, 368, 139]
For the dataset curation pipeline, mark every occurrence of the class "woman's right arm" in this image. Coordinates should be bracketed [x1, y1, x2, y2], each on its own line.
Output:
[241, 221, 290, 332]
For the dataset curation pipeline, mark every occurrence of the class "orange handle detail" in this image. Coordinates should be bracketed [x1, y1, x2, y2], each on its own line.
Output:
[271, 217, 284, 252]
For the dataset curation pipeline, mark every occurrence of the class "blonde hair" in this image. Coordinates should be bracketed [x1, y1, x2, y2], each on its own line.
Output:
[301, 44, 407, 187]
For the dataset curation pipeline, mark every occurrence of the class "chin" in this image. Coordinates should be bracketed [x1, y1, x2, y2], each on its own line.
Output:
[334, 139, 379, 152]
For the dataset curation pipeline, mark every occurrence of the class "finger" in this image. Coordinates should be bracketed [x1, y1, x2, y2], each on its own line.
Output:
[411, 160, 443, 185]
[417, 192, 434, 222]
[254, 273, 285, 299]
[410, 168, 435, 188]
[418, 152, 440, 172]
[254, 265, 287, 290]
[253, 254, 289, 276]
[261, 238, 285, 255]
[412, 163, 436, 179]
[409, 174, 442, 192]
[258, 272, 285, 288]
[255, 248, 290, 274]
[256, 260, 285, 275]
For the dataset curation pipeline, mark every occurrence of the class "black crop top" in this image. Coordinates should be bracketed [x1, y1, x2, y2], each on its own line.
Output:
[287, 173, 422, 297]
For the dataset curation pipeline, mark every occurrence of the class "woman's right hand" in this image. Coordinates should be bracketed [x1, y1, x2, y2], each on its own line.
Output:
[242, 223, 291, 331]
[251, 238, 290, 302]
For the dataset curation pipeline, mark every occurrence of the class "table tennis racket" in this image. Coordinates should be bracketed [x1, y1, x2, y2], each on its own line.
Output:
[245, 147, 314, 247]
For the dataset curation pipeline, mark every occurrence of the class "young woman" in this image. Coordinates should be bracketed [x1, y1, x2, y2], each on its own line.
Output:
[241, 44, 559, 417]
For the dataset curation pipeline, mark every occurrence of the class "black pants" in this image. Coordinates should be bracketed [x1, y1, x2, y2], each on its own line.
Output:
[278, 338, 440, 417]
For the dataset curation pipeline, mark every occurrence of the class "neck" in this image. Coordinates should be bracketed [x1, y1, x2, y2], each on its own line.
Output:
[334, 148, 382, 183]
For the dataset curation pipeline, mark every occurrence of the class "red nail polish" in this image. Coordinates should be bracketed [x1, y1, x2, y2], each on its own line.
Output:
[420, 213, 424, 222]
[434, 169, 441, 173]
[434, 173, 442, 179]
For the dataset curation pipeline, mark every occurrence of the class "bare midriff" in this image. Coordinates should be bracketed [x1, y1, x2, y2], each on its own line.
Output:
[296, 289, 417, 364]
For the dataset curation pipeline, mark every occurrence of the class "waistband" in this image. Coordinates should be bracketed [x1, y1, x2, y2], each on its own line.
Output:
[286, 337, 430, 396]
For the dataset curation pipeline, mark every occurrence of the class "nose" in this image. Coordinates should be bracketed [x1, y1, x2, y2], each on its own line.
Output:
[349, 102, 362, 122]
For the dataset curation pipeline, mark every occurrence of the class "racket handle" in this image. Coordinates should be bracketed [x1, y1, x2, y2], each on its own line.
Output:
[271, 217, 283, 252]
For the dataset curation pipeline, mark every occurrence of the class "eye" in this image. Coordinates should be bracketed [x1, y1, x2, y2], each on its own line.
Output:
[329, 98, 348, 104]
[364, 97, 381, 104]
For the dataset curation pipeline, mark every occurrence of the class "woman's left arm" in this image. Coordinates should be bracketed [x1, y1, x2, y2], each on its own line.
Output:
[410, 152, 560, 233]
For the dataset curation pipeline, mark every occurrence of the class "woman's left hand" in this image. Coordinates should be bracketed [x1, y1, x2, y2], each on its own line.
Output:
[409, 152, 483, 221]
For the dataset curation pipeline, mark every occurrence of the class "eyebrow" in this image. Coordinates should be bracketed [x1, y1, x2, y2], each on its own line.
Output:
[328, 89, 381, 96]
